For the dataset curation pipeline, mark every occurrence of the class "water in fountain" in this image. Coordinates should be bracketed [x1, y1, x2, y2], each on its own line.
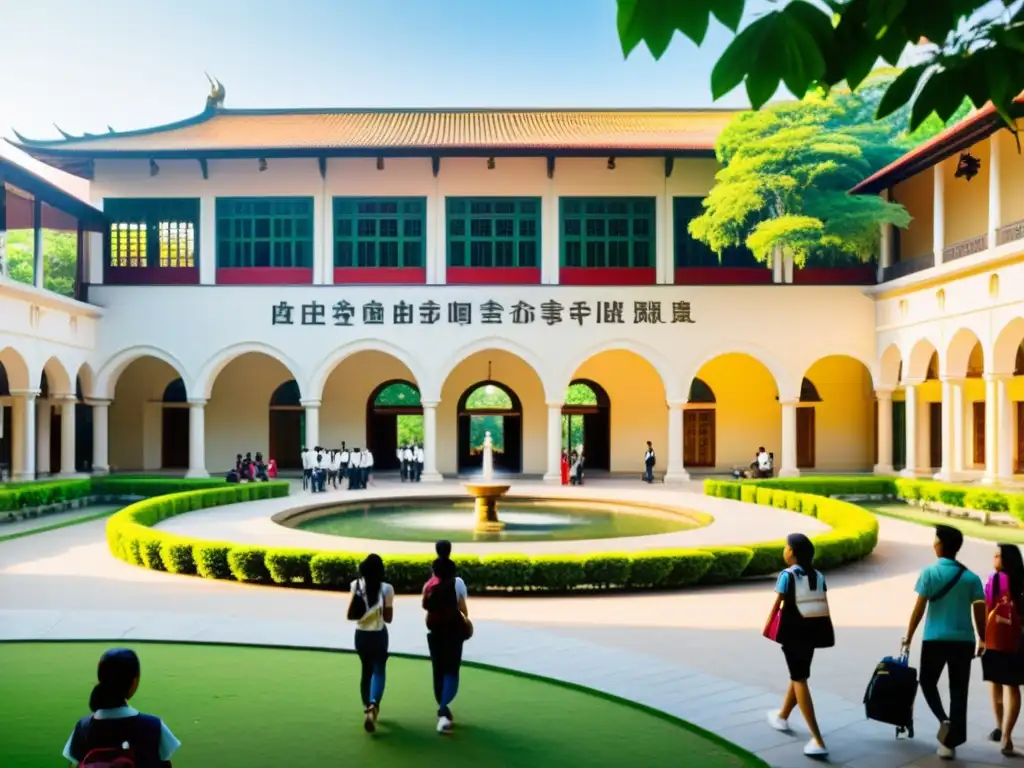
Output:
[482, 431, 494, 482]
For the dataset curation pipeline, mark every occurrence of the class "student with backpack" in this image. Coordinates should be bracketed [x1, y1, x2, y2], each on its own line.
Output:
[764, 533, 834, 758]
[62, 647, 180, 767]
[423, 548, 471, 734]
[982, 544, 1024, 756]
[902, 525, 986, 760]
[348, 554, 394, 734]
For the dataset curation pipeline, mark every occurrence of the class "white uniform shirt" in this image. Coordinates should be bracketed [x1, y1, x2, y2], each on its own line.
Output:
[415, 446, 424, 463]
[301, 450, 311, 470]
[757, 451, 772, 471]
[366, 451, 374, 469]
[340, 450, 349, 466]
[397, 448, 404, 462]
[403, 447, 413, 462]
[331, 452, 342, 471]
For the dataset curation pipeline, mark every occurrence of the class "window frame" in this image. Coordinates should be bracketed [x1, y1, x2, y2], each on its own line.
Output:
[559, 196, 655, 269]
[333, 197, 426, 269]
[215, 197, 314, 269]
[104, 198, 200, 271]
[446, 197, 541, 269]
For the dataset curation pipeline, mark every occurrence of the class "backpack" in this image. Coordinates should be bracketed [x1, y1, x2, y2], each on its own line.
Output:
[72, 714, 166, 768]
[986, 575, 1021, 653]
[424, 578, 467, 637]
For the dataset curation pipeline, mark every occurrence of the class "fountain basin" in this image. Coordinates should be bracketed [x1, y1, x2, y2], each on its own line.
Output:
[463, 482, 512, 531]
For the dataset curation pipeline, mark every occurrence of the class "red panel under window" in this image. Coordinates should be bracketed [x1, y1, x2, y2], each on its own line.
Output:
[560, 267, 655, 285]
[793, 266, 877, 285]
[446, 267, 540, 284]
[674, 267, 772, 285]
[216, 267, 314, 285]
[105, 267, 199, 285]
[333, 267, 426, 284]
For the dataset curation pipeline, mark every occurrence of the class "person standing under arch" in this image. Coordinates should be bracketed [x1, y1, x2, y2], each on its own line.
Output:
[644, 441, 656, 483]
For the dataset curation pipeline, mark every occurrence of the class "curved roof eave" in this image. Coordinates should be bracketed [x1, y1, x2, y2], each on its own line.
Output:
[10, 107, 218, 148]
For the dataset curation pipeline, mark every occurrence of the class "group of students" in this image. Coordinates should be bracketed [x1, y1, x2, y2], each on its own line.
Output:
[559, 447, 585, 485]
[226, 451, 276, 484]
[397, 444, 425, 482]
[766, 524, 1024, 762]
[301, 444, 375, 493]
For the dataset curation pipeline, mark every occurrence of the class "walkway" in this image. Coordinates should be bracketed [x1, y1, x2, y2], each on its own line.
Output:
[0, 504, 119, 538]
[0, 479, 1014, 767]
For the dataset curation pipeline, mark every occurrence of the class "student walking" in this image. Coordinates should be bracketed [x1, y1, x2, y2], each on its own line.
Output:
[903, 525, 986, 760]
[560, 450, 569, 485]
[644, 441, 656, 483]
[982, 544, 1024, 756]
[63, 647, 181, 767]
[349, 554, 394, 734]
[765, 533, 834, 757]
[423, 547, 471, 734]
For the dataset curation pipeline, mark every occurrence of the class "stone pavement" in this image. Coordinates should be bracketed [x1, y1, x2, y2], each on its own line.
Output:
[0, 480, 1017, 767]
[0, 503, 120, 538]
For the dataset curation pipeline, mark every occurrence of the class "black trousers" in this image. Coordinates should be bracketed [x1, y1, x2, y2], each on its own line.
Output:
[427, 632, 464, 712]
[400, 460, 409, 481]
[416, 461, 423, 481]
[920, 640, 974, 748]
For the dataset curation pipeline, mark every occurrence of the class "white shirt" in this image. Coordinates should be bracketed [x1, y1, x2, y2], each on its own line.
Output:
[402, 448, 413, 461]
[757, 451, 772, 470]
[62, 706, 181, 763]
[331, 453, 342, 471]
[365, 451, 374, 468]
[340, 450, 349, 465]
[644, 449, 655, 463]
[396, 448, 404, 460]
[350, 579, 395, 631]
[301, 450, 311, 470]
[415, 446, 424, 462]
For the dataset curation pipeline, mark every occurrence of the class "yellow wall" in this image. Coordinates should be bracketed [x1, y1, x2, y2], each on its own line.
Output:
[320, 352, 418, 450]
[571, 350, 667, 472]
[893, 172, 934, 261]
[694, 353, 780, 469]
[996, 130, 1024, 227]
[942, 142, 990, 246]
[109, 357, 178, 471]
[804, 356, 874, 470]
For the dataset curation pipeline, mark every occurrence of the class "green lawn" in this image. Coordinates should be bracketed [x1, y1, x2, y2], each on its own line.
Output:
[0, 642, 759, 767]
[862, 502, 1024, 544]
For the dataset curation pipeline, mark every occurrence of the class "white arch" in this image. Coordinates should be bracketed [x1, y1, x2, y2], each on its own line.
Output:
[877, 343, 902, 390]
[993, 316, 1024, 375]
[905, 336, 939, 382]
[434, 336, 554, 403]
[944, 327, 984, 379]
[95, 345, 192, 401]
[309, 339, 430, 401]
[38, 355, 73, 397]
[194, 341, 305, 401]
[75, 362, 96, 400]
[556, 338, 685, 402]
[683, 341, 796, 400]
[0, 346, 31, 391]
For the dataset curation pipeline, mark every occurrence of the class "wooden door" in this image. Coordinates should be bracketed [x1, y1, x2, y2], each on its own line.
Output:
[797, 407, 816, 469]
[269, 410, 303, 469]
[928, 402, 942, 469]
[973, 401, 986, 467]
[683, 409, 716, 467]
[161, 407, 189, 469]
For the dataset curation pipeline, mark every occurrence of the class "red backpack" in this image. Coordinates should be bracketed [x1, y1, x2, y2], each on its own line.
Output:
[986, 576, 1021, 653]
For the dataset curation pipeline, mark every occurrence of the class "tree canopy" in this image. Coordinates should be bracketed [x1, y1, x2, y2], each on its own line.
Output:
[617, 0, 1024, 132]
[5, 230, 77, 297]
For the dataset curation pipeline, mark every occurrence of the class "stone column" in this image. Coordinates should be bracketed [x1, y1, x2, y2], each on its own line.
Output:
[901, 382, 919, 477]
[984, 374, 1001, 483]
[185, 399, 208, 478]
[421, 401, 442, 482]
[301, 399, 321, 450]
[874, 388, 894, 474]
[989, 133, 1002, 248]
[13, 389, 38, 480]
[935, 378, 955, 480]
[997, 376, 1015, 481]
[60, 395, 77, 475]
[779, 399, 800, 478]
[36, 398, 51, 475]
[933, 163, 945, 265]
[89, 399, 110, 474]
[544, 402, 563, 481]
[951, 379, 965, 474]
[664, 400, 689, 482]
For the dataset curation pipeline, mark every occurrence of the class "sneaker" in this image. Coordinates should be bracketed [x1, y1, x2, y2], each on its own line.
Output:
[937, 719, 951, 745]
[803, 739, 828, 757]
[936, 744, 955, 760]
[989, 727, 1003, 742]
[437, 716, 452, 734]
[363, 706, 376, 734]
[766, 711, 790, 732]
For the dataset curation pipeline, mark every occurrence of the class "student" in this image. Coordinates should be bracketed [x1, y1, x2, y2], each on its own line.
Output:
[982, 544, 1024, 756]
[402, 445, 414, 482]
[364, 449, 375, 487]
[560, 450, 569, 485]
[756, 446, 772, 478]
[339, 444, 350, 489]
[63, 647, 180, 767]
[349, 554, 394, 733]
[575, 448, 585, 485]
[301, 446, 312, 490]
[765, 533, 834, 757]
[254, 452, 268, 482]
[644, 441, 656, 483]
[397, 445, 407, 481]
[903, 524, 986, 760]
[326, 450, 337, 489]
[348, 448, 361, 490]
[423, 551, 470, 734]
[569, 451, 580, 486]
[414, 444, 425, 482]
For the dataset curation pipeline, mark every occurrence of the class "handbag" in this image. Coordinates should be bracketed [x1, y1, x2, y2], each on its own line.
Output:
[347, 580, 367, 621]
[763, 605, 782, 643]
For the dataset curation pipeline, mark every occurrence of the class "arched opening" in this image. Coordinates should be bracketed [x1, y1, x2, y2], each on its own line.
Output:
[690, 353, 780, 472]
[367, 380, 423, 471]
[74, 374, 94, 472]
[161, 378, 189, 469]
[109, 355, 187, 471]
[269, 380, 303, 469]
[0, 348, 30, 478]
[799, 358, 873, 471]
[685, 378, 716, 468]
[562, 380, 611, 471]
[993, 319, 1024, 475]
[38, 359, 73, 476]
[457, 381, 522, 474]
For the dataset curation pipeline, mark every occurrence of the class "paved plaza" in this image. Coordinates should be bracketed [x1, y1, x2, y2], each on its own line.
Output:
[0, 478, 1019, 767]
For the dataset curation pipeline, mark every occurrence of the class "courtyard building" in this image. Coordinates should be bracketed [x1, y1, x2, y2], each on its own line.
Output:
[0, 90, 1021, 482]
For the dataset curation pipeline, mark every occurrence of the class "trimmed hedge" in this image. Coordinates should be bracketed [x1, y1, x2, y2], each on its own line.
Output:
[103, 475, 879, 593]
[0, 475, 228, 513]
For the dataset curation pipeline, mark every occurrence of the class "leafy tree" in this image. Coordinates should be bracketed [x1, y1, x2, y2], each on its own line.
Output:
[616, 0, 1024, 132]
[4, 229, 77, 297]
[565, 382, 598, 406]
[688, 90, 911, 267]
[396, 415, 424, 446]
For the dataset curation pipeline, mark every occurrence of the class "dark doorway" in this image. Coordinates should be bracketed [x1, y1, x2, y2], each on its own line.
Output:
[457, 381, 522, 473]
[561, 379, 610, 471]
[269, 380, 304, 469]
[973, 401, 986, 467]
[0, 363, 9, 478]
[161, 378, 189, 469]
[892, 400, 906, 470]
[929, 401, 942, 469]
[367, 380, 423, 471]
[50, 408, 61, 474]
[797, 407, 816, 468]
[75, 376, 93, 472]
[685, 378, 716, 468]
[1017, 402, 1024, 473]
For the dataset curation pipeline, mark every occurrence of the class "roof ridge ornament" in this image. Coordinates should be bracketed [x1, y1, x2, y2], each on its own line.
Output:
[205, 73, 226, 110]
[53, 124, 75, 140]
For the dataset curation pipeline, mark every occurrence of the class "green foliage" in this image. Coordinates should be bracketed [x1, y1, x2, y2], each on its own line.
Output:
[5, 230, 77, 298]
[374, 382, 421, 407]
[565, 383, 598, 406]
[465, 385, 513, 410]
[616, 0, 1024, 133]
[470, 415, 505, 453]
[396, 415, 424, 446]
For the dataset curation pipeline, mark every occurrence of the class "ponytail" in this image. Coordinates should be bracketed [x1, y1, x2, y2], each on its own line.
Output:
[359, 554, 385, 608]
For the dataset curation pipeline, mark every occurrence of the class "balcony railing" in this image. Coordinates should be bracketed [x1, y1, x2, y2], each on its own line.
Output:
[882, 253, 934, 282]
[996, 219, 1024, 247]
[942, 233, 988, 263]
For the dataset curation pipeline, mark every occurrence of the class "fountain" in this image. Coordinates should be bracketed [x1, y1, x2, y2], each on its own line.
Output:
[463, 431, 511, 532]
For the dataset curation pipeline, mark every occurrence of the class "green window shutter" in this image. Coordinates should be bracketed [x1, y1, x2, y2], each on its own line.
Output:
[333, 197, 426, 268]
[445, 197, 541, 268]
[215, 197, 314, 268]
[672, 196, 758, 268]
[105, 198, 200, 270]
[559, 197, 655, 268]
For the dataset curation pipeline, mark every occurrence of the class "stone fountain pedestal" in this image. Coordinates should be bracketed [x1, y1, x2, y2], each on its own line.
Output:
[463, 483, 511, 531]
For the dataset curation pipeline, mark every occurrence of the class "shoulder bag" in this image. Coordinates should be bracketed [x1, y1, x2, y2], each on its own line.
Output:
[347, 580, 367, 621]
[929, 563, 967, 603]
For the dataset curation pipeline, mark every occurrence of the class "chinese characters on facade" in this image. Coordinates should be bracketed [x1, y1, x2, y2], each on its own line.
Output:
[272, 298, 696, 326]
